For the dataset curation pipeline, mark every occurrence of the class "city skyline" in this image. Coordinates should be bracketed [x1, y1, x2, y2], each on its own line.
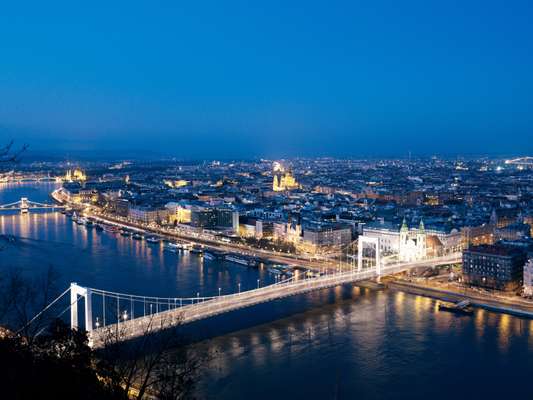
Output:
[1, 1, 533, 158]
[3, 2, 533, 399]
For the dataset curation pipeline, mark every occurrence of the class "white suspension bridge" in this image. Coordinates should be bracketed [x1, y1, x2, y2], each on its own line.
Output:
[0, 197, 65, 213]
[29, 252, 460, 349]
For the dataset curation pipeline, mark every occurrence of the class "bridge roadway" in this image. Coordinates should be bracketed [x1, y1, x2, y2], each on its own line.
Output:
[88, 253, 461, 348]
[0, 198, 65, 211]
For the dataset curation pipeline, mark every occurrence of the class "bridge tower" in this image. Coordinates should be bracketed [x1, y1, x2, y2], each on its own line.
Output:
[70, 283, 93, 332]
[20, 197, 29, 214]
[357, 236, 381, 275]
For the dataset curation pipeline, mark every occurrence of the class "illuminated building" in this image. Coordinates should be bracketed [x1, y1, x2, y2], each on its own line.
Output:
[286, 212, 302, 243]
[301, 222, 352, 254]
[165, 202, 192, 224]
[495, 223, 531, 241]
[272, 162, 299, 192]
[128, 206, 170, 223]
[462, 224, 495, 247]
[524, 215, 533, 237]
[490, 208, 519, 228]
[65, 168, 87, 182]
[164, 179, 189, 188]
[190, 208, 217, 228]
[362, 219, 428, 261]
[463, 244, 526, 291]
[272, 212, 302, 244]
[399, 219, 427, 262]
[523, 253, 533, 296]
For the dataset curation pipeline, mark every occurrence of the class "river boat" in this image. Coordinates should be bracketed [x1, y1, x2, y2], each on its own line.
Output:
[132, 232, 144, 240]
[225, 254, 254, 266]
[104, 225, 119, 233]
[190, 245, 203, 254]
[146, 236, 161, 244]
[76, 217, 87, 226]
[438, 300, 474, 315]
[166, 242, 182, 250]
[267, 267, 283, 276]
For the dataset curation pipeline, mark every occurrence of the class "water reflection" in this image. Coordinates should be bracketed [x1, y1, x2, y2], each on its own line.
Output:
[4, 183, 533, 400]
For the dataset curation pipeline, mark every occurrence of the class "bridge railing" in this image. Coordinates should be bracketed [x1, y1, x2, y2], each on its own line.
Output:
[75, 253, 462, 347]
[0, 198, 65, 210]
[88, 267, 385, 347]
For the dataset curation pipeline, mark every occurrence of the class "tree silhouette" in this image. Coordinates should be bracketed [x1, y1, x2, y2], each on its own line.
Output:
[0, 140, 28, 170]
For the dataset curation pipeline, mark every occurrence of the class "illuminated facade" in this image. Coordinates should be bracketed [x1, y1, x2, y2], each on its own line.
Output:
[164, 179, 189, 188]
[165, 202, 192, 224]
[273, 213, 302, 244]
[399, 219, 427, 262]
[363, 219, 427, 261]
[65, 168, 87, 182]
[523, 253, 533, 296]
[272, 162, 299, 192]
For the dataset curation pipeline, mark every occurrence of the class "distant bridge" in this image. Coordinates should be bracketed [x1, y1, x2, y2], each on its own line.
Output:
[505, 157, 533, 168]
[0, 197, 65, 213]
[62, 253, 460, 348]
[0, 175, 62, 183]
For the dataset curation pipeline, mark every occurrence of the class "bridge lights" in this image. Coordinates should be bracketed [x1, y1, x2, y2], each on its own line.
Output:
[257, 279, 260, 289]
[123, 310, 128, 320]
[238, 283, 241, 294]
[218, 287, 221, 298]
[95, 317, 100, 328]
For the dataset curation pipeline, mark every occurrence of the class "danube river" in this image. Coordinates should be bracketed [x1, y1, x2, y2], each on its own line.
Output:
[2, 183, 533, 399]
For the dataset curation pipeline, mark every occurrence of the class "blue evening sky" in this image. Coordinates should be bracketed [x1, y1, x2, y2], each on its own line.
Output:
[0, 0, 532, 159]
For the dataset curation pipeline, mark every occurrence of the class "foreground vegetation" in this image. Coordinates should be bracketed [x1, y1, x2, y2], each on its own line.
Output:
[0, 267, 204, 400]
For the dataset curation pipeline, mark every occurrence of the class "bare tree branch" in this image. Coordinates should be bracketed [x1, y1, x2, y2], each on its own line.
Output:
[96, 312, 206, 399]
[0, 140, 28, 165]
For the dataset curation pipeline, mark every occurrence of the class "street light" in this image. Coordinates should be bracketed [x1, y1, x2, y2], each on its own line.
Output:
[257, 279, 260, 289]
[218, 287, 221, 298]
[238, 282, 241, 294]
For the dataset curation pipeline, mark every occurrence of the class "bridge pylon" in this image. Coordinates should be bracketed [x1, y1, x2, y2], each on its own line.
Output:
[358, 236, 381, 274]
[70, 283, 93, 332]
[20, 197, 29, 214]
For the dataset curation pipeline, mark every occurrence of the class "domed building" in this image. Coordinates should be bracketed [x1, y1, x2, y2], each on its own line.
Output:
[399, 219, 427, 262]
[272, 162, 299, 192]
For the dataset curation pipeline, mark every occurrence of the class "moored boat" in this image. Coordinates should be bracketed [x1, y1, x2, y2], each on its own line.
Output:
[104, 225, 119, 233]
[225, 254, 253, 266]
[146, 236, 161, 244]
[438, 300, 474, 315]
[76, 217, 87, 225]
[120, 228, 132, 237]
[132, 232, 144, 240]
[190, 245, 203, 254]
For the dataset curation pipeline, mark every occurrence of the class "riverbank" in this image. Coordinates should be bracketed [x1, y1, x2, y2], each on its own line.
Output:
[51, 189, 334, 271]
[388, 279, 533, 318]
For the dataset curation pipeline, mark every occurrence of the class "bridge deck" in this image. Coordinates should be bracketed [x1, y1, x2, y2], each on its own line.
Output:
[88, 254, 460, 348]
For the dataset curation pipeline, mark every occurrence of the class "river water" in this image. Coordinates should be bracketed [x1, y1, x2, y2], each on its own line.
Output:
[2, 183, 533, 400]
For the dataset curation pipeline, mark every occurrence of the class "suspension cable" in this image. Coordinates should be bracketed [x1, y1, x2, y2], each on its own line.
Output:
[16, 286, 72, 334]
[88, 274, 296, 303]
